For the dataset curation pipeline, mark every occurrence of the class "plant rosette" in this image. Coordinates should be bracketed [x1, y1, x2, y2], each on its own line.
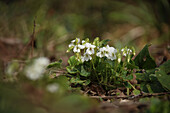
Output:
[66, 37, 140, 95]
[47, 38, 169, 96]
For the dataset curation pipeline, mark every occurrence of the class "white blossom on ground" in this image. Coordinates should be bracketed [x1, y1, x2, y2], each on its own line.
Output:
[25, 57, 50, 80]
[34, 57, 50, 67]
[46, 83, 59, 93]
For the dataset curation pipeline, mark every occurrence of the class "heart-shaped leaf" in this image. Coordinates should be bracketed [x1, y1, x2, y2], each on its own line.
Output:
[134, 44, 156, 70]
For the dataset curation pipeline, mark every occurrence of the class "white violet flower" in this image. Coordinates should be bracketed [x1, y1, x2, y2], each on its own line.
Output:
[82, 52, 92, 62]
[69, 39, 76, 48]
[106, 45, 117, 60]
[96, 45, 117, 60]
[73, 45, 80, 53]
[82, 40, 86, 44]
[69, 38, 80, 48]
[96, 47, 107, 58]
[71, 38, 80, 43]
[85, 43, 96, 55]
[78, 44, 85, 49]
[107, 50, 117, 60]
[68, 43, 74, 48]
[73, 44, 85, 53]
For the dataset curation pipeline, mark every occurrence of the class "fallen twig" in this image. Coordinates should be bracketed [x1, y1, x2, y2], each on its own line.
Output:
[90, 92, 170, 100]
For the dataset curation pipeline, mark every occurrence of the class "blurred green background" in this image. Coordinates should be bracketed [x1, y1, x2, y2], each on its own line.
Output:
[0, 0, 169, 63]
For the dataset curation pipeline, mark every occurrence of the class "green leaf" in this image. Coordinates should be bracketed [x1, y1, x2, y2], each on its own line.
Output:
[80, 66, 90, 77]
[115, 72, 119, 77]
[141, 80, 165, 93]
[159, 60, 170, 74]
[83, 79, 91, 86]
[134, 44, 156, 70]
[66, 66, 77, 74]
[136, 69, 165, 93]
[96, 62, 106, 72]
[127, 62, 138, 69]
[146, 84, 154, 93]
[68, 56, 78, 66]
[152, 60, 170, 91]
[156, 70, 170, 91]
[136, 60, 170, 92]
[136, 69, 156, 82]
[140, 83, 149, 93]
[133, 89, 140, 95]
[99, 39, 111, 47]
[121, 72, 133, 80]
[66, 46, 74, 52]
[136, 73, 150, 82]
[149, 74, 157, 81]
[148, 81, 165, 93]
[70, 77, 90, 86]
[126, 74, 133, 80]
[105, 60, 115, 68]
[47, 60, 62, 69]
[121, 70, 127, 80]
[70, 77, 84, 85]
[124, 81, 131, 88]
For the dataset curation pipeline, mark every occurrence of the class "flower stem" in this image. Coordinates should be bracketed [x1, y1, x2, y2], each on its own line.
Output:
[127, 88, 129, 96]
[128, 81, 136, 90]
[105, 63, 108, 84]
[91, 59, 100, 82]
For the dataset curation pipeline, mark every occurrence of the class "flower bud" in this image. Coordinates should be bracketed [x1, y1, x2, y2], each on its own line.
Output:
[117, 53, 121, 63]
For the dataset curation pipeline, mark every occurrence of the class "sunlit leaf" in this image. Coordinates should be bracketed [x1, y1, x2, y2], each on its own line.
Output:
[133, 89, 140, 95]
